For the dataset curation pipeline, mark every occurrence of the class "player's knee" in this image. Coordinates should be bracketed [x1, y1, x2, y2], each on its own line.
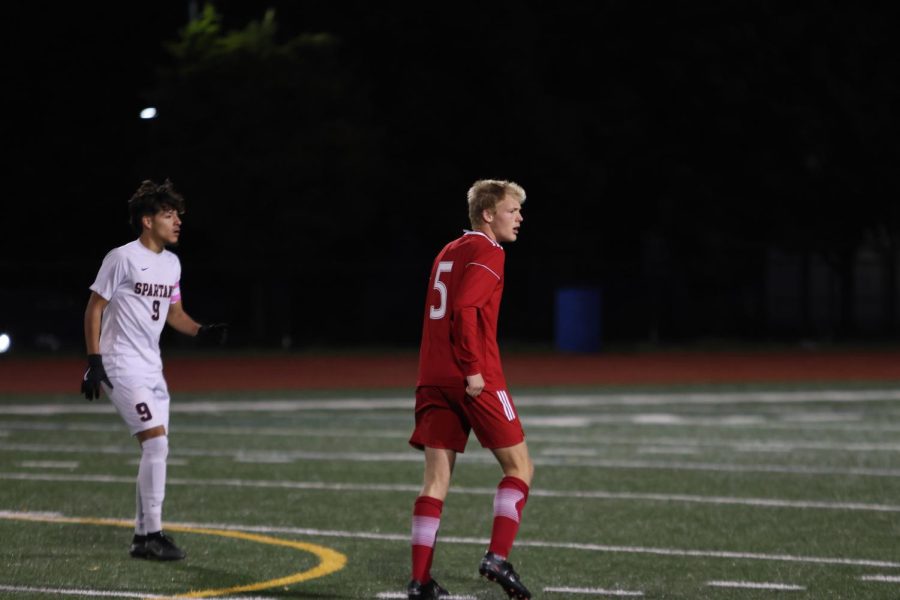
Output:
[141, 435, 169, 463]
[422, 469, 453, 499]
[524, 455, 535, 482]
[517, 457, 535, 485]
[506, 454, 533, 485]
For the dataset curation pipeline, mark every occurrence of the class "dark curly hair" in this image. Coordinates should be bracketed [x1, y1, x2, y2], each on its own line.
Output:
[128, 179, 186, 233]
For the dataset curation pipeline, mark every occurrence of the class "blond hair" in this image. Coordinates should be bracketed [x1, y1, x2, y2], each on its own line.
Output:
[467, 179, 526, 228]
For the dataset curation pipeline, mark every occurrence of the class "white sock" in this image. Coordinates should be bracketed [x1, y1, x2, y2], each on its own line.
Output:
[138, 436, 168, 534]
[135, 480, 145, 535]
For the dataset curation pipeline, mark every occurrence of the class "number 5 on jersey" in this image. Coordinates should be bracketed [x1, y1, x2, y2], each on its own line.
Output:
[429, 261, 453, 320]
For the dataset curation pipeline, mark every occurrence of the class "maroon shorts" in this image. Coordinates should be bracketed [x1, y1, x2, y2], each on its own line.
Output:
[409, 386, 525, 452]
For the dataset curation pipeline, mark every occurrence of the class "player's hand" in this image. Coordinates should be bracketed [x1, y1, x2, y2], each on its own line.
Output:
[81, 354, 112, 401]
[465, 373, 485, 399]
[197, 322, 229, 344]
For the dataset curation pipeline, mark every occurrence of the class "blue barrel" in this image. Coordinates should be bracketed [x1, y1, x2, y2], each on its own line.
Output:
[555, 287, 602, 352]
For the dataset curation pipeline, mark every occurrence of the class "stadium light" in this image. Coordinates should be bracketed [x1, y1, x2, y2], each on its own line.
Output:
[0, 333, 10, 353]
[140, 107, 158, 120]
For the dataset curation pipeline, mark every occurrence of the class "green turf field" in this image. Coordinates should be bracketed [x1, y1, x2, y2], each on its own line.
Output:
[2, 383, 900, 599]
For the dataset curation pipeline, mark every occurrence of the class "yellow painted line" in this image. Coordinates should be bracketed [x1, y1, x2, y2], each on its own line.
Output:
[0, 512, 347, 599]
[165, 525, 346, 598]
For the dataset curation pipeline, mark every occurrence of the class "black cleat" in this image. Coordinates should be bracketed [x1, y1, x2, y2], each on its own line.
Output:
[133, 532, 186, 561]
[479, 551, 531, 599]
[407, 578, 449, 599]
[128, 534, 148, 558]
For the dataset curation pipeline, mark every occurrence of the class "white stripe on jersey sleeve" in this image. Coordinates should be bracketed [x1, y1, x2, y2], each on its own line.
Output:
[466, 262, 501, 280]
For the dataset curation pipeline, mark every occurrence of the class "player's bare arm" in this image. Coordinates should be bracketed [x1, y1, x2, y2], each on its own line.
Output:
[166, 301, 201, 336]
[167, 302, 229, 342]
[84, 292, 109, 354]
[82, 291, 113, 400]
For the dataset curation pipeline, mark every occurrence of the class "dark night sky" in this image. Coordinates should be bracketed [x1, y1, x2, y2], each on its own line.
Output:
[4, 2, 900, 350]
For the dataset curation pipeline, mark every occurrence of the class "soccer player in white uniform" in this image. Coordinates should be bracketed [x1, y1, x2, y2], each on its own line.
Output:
[81, 179, 226, 560]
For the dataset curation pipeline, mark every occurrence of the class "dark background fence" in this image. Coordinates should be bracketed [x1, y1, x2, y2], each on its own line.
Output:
[4, 2, 899, 354]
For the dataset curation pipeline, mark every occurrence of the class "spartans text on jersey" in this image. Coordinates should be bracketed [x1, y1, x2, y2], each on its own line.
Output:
[133, 283, 175, 298]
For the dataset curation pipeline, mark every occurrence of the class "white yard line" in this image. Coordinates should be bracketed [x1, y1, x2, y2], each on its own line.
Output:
[6, 511, 896, 570]
[0, 585, 167, 599]
[233, 455, 296, 464]
[17, 460, 79, 469]
[4, 471, 900, 514]
[6, 420, 900, 453]
[540, 439, 900, 453]
[0, 419, 405, 439]
[531, 418, 900, 433]
[0, 442, 424, 464]
[526, 411, 875, 429]
[635, 446, 700, 455]
[544, 587, 643, 596]
[706, 580, 805, 591]
[5, 441, 900, 478]
[5, 413, 900, 436]
[513, 539, 900, 569]
[0, 398, 414, 415]
[0, 412, 844, 433]
[520, 390, 900, 407]
[4, 388, 900, 417]
[859, 574, 900, 582]
[533, 456, 900, 478]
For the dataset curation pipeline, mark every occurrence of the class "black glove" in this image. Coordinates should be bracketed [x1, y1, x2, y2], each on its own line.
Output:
[197, 322, 229, 344]
[81, 354, 112, 401]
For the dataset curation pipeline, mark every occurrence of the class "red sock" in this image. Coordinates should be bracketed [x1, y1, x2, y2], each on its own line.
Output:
[411, 496, 443, 583]
[488, 476, 529, 558]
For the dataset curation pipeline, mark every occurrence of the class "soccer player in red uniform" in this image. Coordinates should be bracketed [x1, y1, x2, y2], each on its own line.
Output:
[408, 180, 533, 600]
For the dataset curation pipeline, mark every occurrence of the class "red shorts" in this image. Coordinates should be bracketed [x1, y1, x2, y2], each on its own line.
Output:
[409, 386, 525, 452]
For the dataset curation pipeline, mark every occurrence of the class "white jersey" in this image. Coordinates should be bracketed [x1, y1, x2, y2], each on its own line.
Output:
[90, 239, 182, 376]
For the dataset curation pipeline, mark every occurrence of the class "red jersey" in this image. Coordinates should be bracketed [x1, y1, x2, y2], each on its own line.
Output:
[417, 231, 508, 390]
